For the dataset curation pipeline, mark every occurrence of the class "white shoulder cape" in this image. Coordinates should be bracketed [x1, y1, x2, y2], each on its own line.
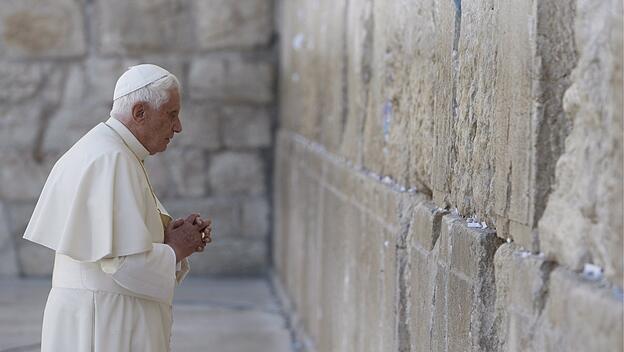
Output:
[24, 123, 164, 262]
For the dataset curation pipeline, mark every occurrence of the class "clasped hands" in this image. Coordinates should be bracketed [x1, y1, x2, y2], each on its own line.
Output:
[164, 213, 212, 262]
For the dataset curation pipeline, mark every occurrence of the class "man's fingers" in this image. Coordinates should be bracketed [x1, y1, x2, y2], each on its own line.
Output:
[185, 213, 200, 222]
[198, 219, 211, 232]
[166, 218, 184, 231]
[172, 218, 184, 228]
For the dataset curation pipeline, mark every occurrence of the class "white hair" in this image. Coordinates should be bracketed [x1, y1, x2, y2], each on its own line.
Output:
[110, 74, 180, 117]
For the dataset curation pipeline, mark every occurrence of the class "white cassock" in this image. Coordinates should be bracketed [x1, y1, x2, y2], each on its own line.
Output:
[24, 117, 189, 352]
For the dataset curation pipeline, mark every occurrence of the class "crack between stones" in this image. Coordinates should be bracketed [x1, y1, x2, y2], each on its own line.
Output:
[534, 260, 557, 315]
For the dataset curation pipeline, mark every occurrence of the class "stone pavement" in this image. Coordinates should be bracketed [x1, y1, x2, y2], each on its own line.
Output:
[0, 277, 295, 352]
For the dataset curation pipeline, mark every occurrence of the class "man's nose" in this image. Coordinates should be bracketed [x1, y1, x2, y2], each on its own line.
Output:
[174, 117, 182, 133]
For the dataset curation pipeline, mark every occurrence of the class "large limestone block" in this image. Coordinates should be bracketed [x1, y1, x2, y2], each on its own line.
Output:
[144, 147, 206, 198]
[9, 202, 54, 276]
[0, 63, 44, 103]
[406, 212, 501, 352]
[0, 202, 19, 276]
[0, 104, 43, 151]
[405, 249, 436, 352]
[42, 102, 111, 154]
[188, 238, 267, 275]
[222, 106, 272, 148]
[314, 0, 347, 155]
[351, 215, 397, 352]
[209, 151, 266, 196]
[175, 103, 220, 151]
[408, 201, 446, 251]
[189, 56, 274, 103]
[277, 0, 323, 142]
[0, 0, 86, 58]
[340, 0, 373, 165]
[0, 152, 57, 202]
[96, 0, 194, 55]
[194, 0, 273, 50]
[495, 244, 623, 351]
[362, 0, 447, 190]
[318, 188, 358, 352]
[539, 0, 624, 286]
[543, 268, 624, 351]
[448, 0, 501, 220]
[492, 0, 576, 249]
[241, 196, 270, 239]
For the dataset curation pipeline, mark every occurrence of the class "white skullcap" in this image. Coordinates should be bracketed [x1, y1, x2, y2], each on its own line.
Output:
[113, 64, 171, 100]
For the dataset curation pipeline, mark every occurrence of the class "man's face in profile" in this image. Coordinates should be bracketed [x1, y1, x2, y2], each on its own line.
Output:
[142, 89, 182, 154]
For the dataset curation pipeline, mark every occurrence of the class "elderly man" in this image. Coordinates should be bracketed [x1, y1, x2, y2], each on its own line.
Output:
[23, 64, 210, 351]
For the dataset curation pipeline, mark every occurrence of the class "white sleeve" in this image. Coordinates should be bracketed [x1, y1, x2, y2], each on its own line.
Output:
[176, 258, 191, 284]
[99, 243, 180, 303]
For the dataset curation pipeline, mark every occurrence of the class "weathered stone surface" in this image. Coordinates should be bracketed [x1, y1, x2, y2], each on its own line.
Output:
[195, 0, 273, 50]
[209, 151, 265, 196]
[222, 106, 272, 148]
[189, 56, 274, 103]
[0, 0, 86, 58]
[495, 244, 624, 352]
[539, 0, 624, 286]
[338, 0, 373, 165]
[363, 0, 447, 190]
[0, 152, 57, 202]
[0, 64, 43, 103]
[96, 0, 193, 55]
[42, 103, 111, 154]
[163, 198, 240, 240]
[175, 104, 220, 150]
[408, 201, 445, 251]
[8, 202, 54, 276]
[241, 197, 270, 239]
[0, 104, 43, 151]
[0, 202, 19, 276]
[188, 238, 267, 275]
[544, 268, 624, 351]
[144, 148, 206, 198]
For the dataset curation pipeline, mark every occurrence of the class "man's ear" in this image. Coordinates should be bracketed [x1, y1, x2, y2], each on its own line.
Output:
[131, 102, 146, 123]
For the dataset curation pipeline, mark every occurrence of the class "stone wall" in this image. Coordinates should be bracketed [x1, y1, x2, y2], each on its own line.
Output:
[0, 0, 276, 276]
[274, 0, 623, 351]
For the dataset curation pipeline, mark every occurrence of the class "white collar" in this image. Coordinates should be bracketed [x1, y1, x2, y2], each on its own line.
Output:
[105, 117, 150, 161]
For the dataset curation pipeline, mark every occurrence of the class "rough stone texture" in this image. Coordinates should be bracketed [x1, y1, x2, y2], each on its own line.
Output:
[175, 103, 221, 150]
[0, 152, 57, 202]
[495, 244, 623, 352]
[403, 203, 502, 352]
[189, 55, 274, 104]
[0, 202, 19, 276]
[195, 0, 273, 51]
[209, 151, 266, 196]
[274, 131, 399, 352]
[0, 1, 276, 276]
[274, 0, 623, 350]
[8, 202, 54, 276]
[538, 0, 624, 286]
[241, 197, 270, 239]
[0, 0, 86, 58]
[96, 0, 194, 55]
[145, 148, 206, 198]
[0, 63, 44, 103]
[222, 106, 273, 148]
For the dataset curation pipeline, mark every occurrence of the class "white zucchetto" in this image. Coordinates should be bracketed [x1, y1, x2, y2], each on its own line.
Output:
[113, 64, 171, 100]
